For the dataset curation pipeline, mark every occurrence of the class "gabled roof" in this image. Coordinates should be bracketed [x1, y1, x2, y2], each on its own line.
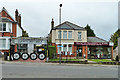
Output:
[0, 7, 16, 22]
[0, 17, 16, 23]
[87, 37, 107, 42]
[54, 21, 85, 30]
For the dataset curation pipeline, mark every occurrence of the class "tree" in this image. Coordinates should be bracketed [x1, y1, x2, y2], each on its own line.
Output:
[110, 29, 120, 49]
[22, 30, 29, 37]
[85, 24, 96, 37]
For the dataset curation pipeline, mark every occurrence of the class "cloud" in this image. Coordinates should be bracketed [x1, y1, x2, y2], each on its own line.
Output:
[0, 0, 118, 40]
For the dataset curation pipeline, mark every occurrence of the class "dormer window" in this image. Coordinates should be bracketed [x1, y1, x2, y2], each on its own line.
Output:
[0, 23, 6, 31]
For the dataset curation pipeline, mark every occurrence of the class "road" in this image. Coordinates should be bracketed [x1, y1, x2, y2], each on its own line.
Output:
[0, 62, 119, 78]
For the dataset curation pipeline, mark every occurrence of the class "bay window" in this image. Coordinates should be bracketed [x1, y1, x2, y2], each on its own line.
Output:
[0, 23, 6, 31]
[63, 44, 67, 52]
[0, 39, 6, 49]
[68, 44, 72, 54]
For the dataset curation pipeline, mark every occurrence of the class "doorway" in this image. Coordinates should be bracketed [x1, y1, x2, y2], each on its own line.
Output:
[77, 46, 82, 57]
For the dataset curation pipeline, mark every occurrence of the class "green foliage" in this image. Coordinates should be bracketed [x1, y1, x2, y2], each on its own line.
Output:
[49, 59, 81, 61]
[110, 29, 120, 49]
[88, 59, 113, 62]
[22, 30, 29, 37]
[48, 37, 52, 45]
[85, 24, 96, 37]
[115, 55, 119, 61]
[44, 46, 56, 59]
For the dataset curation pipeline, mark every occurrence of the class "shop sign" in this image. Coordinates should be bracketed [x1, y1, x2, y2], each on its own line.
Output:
[74, 42, 109, 46]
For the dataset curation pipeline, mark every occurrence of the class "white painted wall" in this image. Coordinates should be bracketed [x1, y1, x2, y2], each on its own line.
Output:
[17, 24, 22, 37]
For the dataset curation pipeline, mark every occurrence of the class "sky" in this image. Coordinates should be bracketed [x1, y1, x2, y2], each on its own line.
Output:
[0, 0, 119, 41]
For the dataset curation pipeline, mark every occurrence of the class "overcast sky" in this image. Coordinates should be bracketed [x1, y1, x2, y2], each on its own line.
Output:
[0, 0, 119, 41]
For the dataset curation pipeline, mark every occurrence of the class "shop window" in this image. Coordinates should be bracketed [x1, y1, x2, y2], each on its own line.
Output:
[88, 46, 112, 59]
[68, 44, 72, 53]
[58, 44, 62, 54]
[63, 44, 67, 52]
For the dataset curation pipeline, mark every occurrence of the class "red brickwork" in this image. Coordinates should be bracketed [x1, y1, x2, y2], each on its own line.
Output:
[111, 46, 113, 60]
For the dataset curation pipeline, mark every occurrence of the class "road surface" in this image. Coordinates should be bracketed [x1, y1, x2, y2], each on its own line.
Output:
[1, 62, 119, 78]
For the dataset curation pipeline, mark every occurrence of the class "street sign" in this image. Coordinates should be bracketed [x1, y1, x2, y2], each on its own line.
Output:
[57, 45, 63, 47]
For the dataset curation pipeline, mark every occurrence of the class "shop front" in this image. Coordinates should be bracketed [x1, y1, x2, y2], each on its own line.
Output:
[74, 42, 113, 59]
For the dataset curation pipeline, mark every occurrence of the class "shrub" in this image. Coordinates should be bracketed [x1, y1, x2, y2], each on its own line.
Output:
[115, 55, 119, 62]
[45, 46, 56, 59]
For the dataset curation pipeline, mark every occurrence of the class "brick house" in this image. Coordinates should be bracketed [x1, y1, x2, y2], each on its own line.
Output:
[0, 7, 23, 53]
[49, 19, 114, 59]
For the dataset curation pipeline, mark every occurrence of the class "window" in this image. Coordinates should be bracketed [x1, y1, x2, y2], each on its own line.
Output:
[0, 39, 6, 48]
[0, 24, 2, 31]
[58, 31, 62, 39]
[58, 44, 62, 54]
[78, 32, 82, 40]
[68, 44, 72, 53]
[63, 44, 67, 52]
[0, 23, 6, 31]
[63, 31, 67, 39]
[68, 31, 72, 39]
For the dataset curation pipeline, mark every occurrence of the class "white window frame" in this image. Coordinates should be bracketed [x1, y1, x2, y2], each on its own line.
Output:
[68, 44, 72, 53]
[58, 31, 62, 39]
[63, 31, 67, 39]
[68, 31, 72, 39]
[0, 22, 12, 32]
[0, 23, 6, 32]
[0, 37, 10, 50]
[78, 32, 82, 40]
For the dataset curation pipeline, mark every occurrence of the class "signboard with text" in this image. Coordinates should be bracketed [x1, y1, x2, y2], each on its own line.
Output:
[74, 42, 110, 46]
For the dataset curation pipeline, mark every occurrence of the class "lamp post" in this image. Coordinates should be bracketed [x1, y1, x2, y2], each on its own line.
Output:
[46, 37, 49, 62]
[59, 4, 62, 64]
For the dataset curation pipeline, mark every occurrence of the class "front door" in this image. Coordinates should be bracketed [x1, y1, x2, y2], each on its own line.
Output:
[77, 47, 82, 57]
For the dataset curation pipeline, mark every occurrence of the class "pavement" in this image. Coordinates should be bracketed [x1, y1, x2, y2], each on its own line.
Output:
[0, 58, 119, 67]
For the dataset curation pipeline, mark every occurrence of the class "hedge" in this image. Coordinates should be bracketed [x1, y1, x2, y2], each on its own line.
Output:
[44, 46, 56, 59]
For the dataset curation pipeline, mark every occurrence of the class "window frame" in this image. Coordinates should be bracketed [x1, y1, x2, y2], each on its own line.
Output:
[78, 32, 82, 40]
[0, 23, 7, 32]
[58, 31, 62, 39]
[68, 31, 72, 39]
[63, 31, 67, 39]
[0, 38, 6, 49]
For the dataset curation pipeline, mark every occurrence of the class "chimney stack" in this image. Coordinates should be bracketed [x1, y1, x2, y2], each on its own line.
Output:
[51, 18, 54, 30]
[15, 9, 21, 27]
[15, 9, 19, 21]
[18, 14, 21, 27]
